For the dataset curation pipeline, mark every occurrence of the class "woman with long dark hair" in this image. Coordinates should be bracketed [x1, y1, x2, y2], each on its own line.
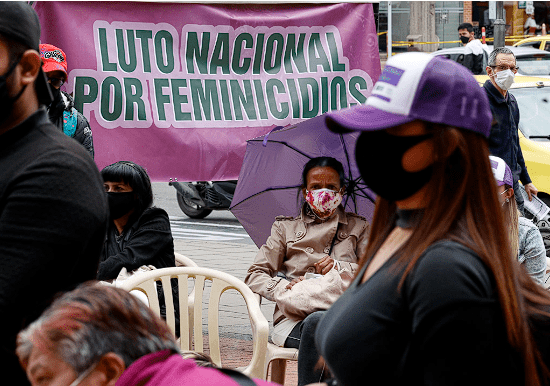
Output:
[490, 155, 547, 285]
[314, 52, 550, 386]
[98, 161, 175, 281]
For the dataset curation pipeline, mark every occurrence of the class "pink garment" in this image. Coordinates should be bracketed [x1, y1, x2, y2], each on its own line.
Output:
[116, 350, 276, 386]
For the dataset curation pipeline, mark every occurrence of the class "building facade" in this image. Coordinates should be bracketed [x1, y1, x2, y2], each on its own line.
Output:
[377, 1, 550, 53]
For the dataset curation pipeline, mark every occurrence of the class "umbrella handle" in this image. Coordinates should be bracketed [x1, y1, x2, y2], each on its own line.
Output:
[262, 126, 285, 147]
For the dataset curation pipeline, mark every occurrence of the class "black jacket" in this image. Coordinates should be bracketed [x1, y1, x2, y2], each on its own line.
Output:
[0, 109, 108, 385]
[98, 207, 175, 280]
[461, 39, 485, 75]
[483, 80, 531, 184]
[462, 53, 484, 75]
[47, 90, 94, 158]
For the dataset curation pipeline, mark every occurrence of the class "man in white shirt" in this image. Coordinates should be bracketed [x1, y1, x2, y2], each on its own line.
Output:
[458, 22, 485, 75]
[524, 13, 540, 35]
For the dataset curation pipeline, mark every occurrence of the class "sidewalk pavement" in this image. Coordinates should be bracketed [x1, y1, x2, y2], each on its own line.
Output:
[173, 239, 298, 386]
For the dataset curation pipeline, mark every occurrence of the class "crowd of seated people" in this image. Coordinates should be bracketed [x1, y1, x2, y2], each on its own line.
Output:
[7, 4, 550, 386]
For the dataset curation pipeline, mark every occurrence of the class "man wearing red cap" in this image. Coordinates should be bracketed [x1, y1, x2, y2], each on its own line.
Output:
[40, 43, 94, 158]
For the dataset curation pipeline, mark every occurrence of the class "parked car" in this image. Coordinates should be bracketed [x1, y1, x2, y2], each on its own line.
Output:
[475, 75, 550, 206]
[432, 45, 550, 77]
[513, 36, 550, 52]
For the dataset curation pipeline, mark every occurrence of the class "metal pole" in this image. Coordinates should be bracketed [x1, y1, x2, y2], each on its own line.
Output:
[493, 1, 506, 48]
[388, 1, 392, 57]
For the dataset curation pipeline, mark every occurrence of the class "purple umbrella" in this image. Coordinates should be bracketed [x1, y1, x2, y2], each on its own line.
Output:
[230, 113, 376, 248]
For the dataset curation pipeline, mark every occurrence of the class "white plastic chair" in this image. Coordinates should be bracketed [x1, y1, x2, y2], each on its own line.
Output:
[174, 252, 198, 268]
[255, 294, 299, 384]
[118, 267, 269, 379]
[173, 252, 198, 341]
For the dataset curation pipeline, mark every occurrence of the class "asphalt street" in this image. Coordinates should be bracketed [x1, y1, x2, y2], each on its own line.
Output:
[152, 182, 256, 245]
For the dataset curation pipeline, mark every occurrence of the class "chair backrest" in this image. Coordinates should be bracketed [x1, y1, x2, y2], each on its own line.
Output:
[175, 252, 198, 267]
[118, 267, 269, 379]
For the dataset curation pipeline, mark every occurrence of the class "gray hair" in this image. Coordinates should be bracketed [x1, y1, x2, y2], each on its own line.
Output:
[488, 47, 516, 67]
[16, 282, 180, 376]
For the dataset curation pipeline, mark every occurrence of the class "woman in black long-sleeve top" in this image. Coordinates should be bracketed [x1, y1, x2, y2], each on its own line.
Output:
[315, 53, 550, 386]
[98, 161, 175, 281]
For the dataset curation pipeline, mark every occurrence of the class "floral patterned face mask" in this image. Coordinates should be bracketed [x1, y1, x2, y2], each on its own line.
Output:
[305, 188, 342, 219]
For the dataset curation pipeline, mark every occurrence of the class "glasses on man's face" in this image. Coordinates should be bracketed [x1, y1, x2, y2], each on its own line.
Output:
[47, 76, 65, 88]
[491, 65, 518, 73]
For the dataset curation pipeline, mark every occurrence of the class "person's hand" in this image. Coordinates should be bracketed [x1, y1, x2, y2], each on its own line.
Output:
[315, 256, 335, 274]
[286, 276, 305, 289]
[524, 183, 538, 201]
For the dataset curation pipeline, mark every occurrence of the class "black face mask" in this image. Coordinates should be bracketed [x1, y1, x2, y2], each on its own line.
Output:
[48, 83, 61, 103]
[107, 191, 136, 220]
[355, 130, 433, 202]
[0, 56, 26, 125]
[460, 35, 470, 45]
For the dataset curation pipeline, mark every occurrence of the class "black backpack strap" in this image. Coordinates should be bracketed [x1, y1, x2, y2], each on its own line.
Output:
[218, 367, 258, 386]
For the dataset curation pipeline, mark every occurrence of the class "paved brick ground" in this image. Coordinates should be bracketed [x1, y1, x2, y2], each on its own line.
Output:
[173, 239, 298, 385]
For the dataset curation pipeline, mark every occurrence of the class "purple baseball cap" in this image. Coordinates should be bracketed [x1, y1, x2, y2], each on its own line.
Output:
[326, 52, 492, 137]
[490, 156, 513, 187]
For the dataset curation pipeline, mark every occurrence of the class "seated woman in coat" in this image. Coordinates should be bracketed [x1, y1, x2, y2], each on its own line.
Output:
[244, 156, 369, 386]
[98, 161, 175, 281]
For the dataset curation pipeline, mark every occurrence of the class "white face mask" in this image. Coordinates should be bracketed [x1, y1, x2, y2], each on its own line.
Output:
[493, 69, 515, 91]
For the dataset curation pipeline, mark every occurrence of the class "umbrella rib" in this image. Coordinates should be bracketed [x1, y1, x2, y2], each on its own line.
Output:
[247, 139, 313, 160]
[230, 185, 302, 209]
[338, 134, 351, 173]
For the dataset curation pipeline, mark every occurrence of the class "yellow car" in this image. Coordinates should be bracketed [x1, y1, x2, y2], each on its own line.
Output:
[513, 36, 550, 52]
[475, 75, 550, 207]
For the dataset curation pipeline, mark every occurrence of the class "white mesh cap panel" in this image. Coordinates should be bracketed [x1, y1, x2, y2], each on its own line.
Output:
[366, 52, 434, 116]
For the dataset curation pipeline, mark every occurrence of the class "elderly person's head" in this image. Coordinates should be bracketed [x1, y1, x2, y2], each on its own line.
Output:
[16, 282, 179, 386]
[486, 47, 517, 95]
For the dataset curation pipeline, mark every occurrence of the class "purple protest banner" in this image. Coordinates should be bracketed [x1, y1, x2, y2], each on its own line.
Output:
[34, 2, 380, 181]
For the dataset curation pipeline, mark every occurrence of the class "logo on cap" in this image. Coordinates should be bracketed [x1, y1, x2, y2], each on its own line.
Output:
[371, 66, 405, 103]
[43, 50, 65, 63]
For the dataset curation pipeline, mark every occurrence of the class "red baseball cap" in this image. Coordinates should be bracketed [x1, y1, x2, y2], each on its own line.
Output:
[39, 43, 68, 80]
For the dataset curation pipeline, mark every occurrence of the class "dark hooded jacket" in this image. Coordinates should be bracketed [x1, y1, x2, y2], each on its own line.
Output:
[98, 207, 175, 280]
[47, 90, 94, 158]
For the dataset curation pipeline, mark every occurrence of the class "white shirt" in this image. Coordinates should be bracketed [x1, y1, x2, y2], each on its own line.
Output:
[525, 17, 539, 29]
[464, 39, 484, 56]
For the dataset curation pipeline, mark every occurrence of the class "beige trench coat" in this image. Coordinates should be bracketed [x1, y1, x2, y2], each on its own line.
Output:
[244, 205, 369, 325]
